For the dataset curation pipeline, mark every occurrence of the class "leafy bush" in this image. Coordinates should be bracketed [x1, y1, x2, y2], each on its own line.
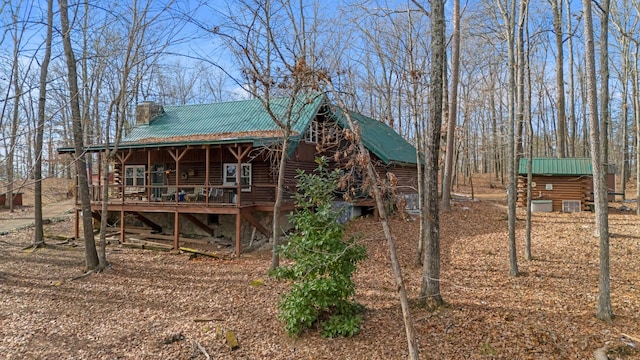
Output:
[271, 158, 367, 337]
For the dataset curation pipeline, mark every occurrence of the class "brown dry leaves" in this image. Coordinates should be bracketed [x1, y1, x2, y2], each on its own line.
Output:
[1, 186, 639, 359]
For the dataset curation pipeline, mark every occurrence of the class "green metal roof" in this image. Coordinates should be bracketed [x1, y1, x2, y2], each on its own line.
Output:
[331, 108, 417, 165]
[518, 158, 595, 175]
[122, 93, 325, 145]
[58, 94, 418, 167]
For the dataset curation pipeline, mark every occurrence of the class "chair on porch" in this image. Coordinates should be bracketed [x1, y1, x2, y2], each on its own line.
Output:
[209, 188, 224, 203]
[188, 187, 205, 202]
[196, 187, 207, 201]
[161, 186, 176, 201]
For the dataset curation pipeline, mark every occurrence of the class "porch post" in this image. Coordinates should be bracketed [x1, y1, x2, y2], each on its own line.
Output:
[205, 145, 210, 206]
[168, 148, 190, 203]
[117, 150, 133, 204]
[97, 152, 102, 201]
[236, 146, 241, 205]
[174, 211, 179, 249]
[235, 210, 241, 257]
[120, 209, 125, 243]
[175, 152, 180, 203]
[147, 149, 151, 200]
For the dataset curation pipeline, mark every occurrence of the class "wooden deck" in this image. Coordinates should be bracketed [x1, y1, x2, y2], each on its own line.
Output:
[76, 184, 294, 256]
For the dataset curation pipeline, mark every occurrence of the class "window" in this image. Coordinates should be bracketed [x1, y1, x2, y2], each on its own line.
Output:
[562, 200, 581, 213]
[124, 165, 145, 193]
[304, 120, 319, 143]
[223, 163, 252, 192]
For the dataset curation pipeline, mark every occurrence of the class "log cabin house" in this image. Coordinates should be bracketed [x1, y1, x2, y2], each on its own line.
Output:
[517, 158, 616, 212]
[59, 94, 419, 255]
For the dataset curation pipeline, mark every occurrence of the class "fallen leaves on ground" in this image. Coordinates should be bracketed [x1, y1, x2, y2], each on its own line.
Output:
[0, 192, 639, 359]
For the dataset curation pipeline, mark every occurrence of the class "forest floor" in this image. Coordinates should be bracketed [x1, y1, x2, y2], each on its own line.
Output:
[0, 175, 639, 359]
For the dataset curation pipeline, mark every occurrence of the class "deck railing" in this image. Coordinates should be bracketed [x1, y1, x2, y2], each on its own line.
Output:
[85, 183, 280, 207]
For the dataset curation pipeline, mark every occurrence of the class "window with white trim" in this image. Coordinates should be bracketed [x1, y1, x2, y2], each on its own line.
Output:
[223, 163, 252, 192]
[124, 165, 145, 193]
[562, 200, 581, 213]
[304, 120, 319, 143]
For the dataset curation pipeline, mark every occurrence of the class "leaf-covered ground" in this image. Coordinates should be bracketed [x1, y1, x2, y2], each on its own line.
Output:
[0, 180, 639, 359]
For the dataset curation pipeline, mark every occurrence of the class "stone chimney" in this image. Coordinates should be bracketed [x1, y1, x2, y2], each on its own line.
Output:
[135, 101, 163, 125]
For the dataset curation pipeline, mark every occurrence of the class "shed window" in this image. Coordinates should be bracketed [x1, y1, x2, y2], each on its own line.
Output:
[562, 200, 581, 213]
[223, 163, 252, 192]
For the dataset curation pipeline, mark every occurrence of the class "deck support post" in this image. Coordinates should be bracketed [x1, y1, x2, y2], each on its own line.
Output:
[235, 211, 242, 257]
[174, 211, 180, 249]
[120, 209, 125, 243]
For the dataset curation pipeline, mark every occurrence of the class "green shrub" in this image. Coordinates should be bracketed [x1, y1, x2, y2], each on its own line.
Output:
[271, 158, 367, 337]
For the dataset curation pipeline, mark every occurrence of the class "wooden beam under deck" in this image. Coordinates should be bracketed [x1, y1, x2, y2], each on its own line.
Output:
[181, 213, 215, 236]
[80, 200, 296, 256]
[240, 208, 270, 237]
[132, 212, 163, 233]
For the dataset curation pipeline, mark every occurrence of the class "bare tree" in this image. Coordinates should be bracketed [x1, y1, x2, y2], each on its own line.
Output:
[551, 0, 566, 158]
[599, 0, 611, 166]
[416, 0, 446, 310]
[496, 0, 520, 277]
[59, 0, 99, 270]
[325, 81, 419, 360]
[33, 0, 54, 248]
[5, 3, 27, 212]
[565, 0, 577, 156]
[205, 0, 324, 269]
[519, 0, 532, 261]
[609, 0, 637, 201]
[441, 0, 461, 211]
[581, 0, 613, 322]
[97, 0, 179, 270]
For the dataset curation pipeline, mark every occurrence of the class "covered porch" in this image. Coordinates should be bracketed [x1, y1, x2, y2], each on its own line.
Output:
[73, 142, 292, 256]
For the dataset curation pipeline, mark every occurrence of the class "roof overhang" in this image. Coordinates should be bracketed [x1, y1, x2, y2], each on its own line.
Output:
[57, 137, 275, 154]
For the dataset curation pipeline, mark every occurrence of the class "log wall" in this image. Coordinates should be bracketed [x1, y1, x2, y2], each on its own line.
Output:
[517, 173, 615, 212]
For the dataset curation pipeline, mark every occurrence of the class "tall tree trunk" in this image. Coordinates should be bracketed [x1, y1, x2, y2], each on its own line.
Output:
[33, 0, 54, 248]
[524, 117, 533, 261]
[633, 47, 640, 216]
[524, 7, 533, 261]
[7, 11, 23, 212]
[441, 0, 461, 211]
[406, 9, 426, 265]
[419, 0, 445, 310]
[271, 132, 290, 270]
[600, 0, 611, 166]
[552, 0, 566, 158]
[516, 0, 529, 263]
[565, 0, 577, 157]
[619, 36, 630, 201]
[497, 0, 520, 277]
[59, 0, 99, 270]
[582, 0, 614, 322]
[490, 69, 500, 182]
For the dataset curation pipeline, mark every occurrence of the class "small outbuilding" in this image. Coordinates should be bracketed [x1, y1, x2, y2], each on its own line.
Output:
[517, 158, 615, 212]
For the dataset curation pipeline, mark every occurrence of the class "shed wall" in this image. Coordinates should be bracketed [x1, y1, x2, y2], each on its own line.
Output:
[517, 173, 615, 211]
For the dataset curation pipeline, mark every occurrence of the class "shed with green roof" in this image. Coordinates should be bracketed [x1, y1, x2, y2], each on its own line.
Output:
[517, 158, 616, 212]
